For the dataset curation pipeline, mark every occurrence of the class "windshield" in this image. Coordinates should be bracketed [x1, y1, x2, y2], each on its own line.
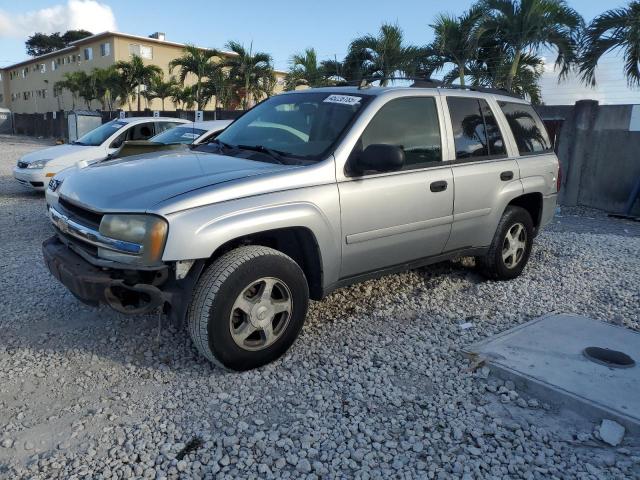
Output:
[215, 92, 370, 160]
[74, 120, 127, 146]
[150, 126, 207, 145]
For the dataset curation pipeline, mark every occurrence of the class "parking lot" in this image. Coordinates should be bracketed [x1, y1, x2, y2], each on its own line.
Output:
[0, 134, 639, 479]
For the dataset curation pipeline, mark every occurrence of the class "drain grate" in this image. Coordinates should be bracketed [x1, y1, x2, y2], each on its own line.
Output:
[583, 347, 636, 369]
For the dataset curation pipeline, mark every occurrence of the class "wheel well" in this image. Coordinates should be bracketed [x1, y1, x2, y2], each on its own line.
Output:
[208, 227, 324, 300]
[508, 193, 543, 233]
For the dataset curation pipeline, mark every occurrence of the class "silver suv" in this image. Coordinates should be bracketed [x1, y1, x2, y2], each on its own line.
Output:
[43, 83, 559, 371]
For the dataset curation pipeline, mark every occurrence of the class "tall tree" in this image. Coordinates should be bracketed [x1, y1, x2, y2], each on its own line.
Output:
[169, 45, 221, 110]
[347, 23, 425, 85]
[25, 30, 92, 56]
[479, 0, 583, 91]
[223, 41, 275, 108]
[579, 2, 640, 86]
[144, 75, 178, 110]
[172, 85, 197, 110]
[285, 48, 328, 90]
[202, 67, 236, 109]
[115, 54, 163, 111]
[431, 6, 485, 85]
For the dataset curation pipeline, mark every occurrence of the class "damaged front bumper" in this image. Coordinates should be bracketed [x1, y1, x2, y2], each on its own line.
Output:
[42, 236, 203, 322]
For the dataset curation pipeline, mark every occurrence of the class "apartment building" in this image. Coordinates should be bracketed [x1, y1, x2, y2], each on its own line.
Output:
[0, 31, 286, 114]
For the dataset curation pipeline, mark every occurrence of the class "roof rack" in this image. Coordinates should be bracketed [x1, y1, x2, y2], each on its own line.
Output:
[355, 76, 523, 99]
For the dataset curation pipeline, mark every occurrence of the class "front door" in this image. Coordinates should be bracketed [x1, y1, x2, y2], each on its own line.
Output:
[338, 96, 454, 279]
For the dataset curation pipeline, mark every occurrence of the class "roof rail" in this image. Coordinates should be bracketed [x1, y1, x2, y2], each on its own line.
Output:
[355, 76, 523, 99]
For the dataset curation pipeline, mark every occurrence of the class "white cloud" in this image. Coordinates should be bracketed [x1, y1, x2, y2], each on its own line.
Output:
[540, 53, 640, 105]
[0, 0, 117, 39]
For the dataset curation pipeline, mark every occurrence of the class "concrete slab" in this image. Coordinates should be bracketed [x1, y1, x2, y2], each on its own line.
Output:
[466, 314, 640, 433]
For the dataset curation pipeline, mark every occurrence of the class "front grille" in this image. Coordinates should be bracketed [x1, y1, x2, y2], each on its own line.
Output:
[58, 197, 104, 230]
[54, 226, 99, 256]
[17, 161, 28, 169]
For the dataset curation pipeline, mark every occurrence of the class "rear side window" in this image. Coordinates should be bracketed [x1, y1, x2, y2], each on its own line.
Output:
[447, 97, 506, 160]
[359, 97, 442, 169]
[499, 102, 552, 155]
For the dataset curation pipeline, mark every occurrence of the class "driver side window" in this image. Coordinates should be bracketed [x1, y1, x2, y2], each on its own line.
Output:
[356, 97, 442, 171]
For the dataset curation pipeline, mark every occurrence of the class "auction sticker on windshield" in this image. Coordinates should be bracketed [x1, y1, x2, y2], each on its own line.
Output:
[323, 95, 362, 106]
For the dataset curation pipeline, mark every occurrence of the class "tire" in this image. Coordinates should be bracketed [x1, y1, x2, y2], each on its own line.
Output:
[478, 206, 534, 280]
[187, 246, 309, 371]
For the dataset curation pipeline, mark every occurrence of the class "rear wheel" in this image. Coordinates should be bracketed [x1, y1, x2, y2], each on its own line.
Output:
[478, 206, 534, 280]
[188, 246, 309, 371]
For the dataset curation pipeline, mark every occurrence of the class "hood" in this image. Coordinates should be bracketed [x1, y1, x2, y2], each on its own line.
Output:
[57, 150, 291, 211]
[20, 144, 104, 167]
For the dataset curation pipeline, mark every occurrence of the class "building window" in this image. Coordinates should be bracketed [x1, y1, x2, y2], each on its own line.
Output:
[100, 42, 111, 56]
[0, 94, 3, 103]
[39, 63, 46, 73]
[84, 47, 93, 61]
[0, 72, 2, 81]
[22, 68, 28, 78]
[51, 60, 56, 71]
[129, 43, 153, 59]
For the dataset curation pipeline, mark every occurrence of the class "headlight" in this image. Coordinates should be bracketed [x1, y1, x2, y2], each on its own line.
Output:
[26, 159, 51, 169]
[99, 214, 168, 265]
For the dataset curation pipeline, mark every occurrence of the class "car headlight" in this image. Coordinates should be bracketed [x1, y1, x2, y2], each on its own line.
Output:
[26, 159, 51, 169]
[98, 214, 168, 265]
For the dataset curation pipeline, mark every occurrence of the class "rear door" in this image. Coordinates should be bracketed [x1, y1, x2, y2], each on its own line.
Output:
[338, 95, 454, 278]
[444, 95, 522, 251]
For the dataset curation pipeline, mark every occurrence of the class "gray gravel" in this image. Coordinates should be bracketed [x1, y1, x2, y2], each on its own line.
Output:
[1, 134, 639, 479]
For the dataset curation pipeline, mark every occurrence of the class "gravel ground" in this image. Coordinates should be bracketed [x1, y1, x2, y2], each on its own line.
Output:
[0, 134, 639, 479]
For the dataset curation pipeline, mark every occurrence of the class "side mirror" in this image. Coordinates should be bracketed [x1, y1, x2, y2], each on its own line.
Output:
[353, 144, 405, 174]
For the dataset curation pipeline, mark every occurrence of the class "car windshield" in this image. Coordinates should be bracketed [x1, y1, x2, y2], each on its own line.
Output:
[150, 126, 207, 145]
[73, 120, 127, 146]
[214, 92, 370, 161]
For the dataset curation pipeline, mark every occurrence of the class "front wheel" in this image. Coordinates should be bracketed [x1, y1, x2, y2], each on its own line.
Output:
[187, 246, 309, 371]
[477, 206, 534, 280]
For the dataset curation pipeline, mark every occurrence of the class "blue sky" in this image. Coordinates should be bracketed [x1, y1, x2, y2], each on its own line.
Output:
[0, 0, 638, 104]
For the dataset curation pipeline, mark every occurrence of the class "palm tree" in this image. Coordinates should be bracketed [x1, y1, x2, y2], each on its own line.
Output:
[91, 67, 123, 111]
[223, 41, 275, 108]
[115, 54, 163, 111]
[203, 67, 236, 109]
[479, 0, 583, 91]
[144, 75, 178, 110]
[347, 23, 425, 85]
[171, 85, 196, 110]
[285, 48, 328, 90]
[579, 2, 640, 86]
[54, 73, 81, 109]
[169, 45, 221, 110]
[431, 6, 485, 85]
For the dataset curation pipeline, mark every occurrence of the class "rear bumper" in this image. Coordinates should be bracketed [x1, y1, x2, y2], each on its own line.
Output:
[540, 193, 558, 228]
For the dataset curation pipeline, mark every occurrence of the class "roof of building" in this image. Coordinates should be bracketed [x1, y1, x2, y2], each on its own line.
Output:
[1, 31, 287, 74]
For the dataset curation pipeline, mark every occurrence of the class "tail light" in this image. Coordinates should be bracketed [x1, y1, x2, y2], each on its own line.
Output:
[556, 163, 562, 192]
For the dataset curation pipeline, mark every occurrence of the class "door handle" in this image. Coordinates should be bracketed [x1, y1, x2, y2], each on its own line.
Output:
[430, 180, 448, 192]
[500, 171, 514, 181]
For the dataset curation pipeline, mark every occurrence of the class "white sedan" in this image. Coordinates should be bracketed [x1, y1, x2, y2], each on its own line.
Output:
[13, 116, 189, 191]
[147, 120, 233, 145]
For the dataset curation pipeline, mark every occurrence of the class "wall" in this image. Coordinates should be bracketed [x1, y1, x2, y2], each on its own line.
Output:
[537, 101, 640, 215]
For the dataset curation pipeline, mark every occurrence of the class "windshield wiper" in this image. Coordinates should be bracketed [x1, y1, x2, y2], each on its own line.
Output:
[72, 141, 86, 146]
[203, 138, 234, 151]
[235, 144, 287, 164]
